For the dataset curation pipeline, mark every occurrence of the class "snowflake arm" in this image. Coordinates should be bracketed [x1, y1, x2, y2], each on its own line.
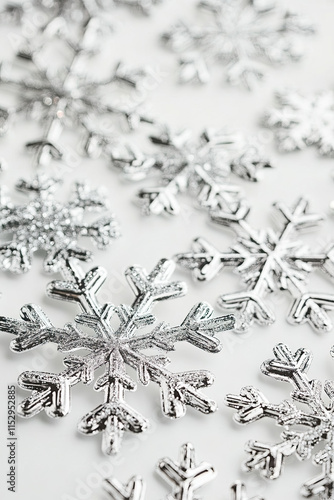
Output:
[264, 90, 334, 156]
[112, 128, 272, 216]
[162, 0, 314, 88]
[103, 443, 264, 500]
[176, 198, 334, 333]
[0, 258, 234, 454]
[226, 343, 334, 497]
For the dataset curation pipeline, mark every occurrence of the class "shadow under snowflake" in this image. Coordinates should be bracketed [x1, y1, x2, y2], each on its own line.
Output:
[0, 258, 234, 454]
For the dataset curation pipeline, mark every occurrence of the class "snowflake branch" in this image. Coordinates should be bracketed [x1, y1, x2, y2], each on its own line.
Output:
[78, 350, 149, 455]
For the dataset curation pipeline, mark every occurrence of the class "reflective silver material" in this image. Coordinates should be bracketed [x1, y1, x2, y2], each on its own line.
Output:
[0, 175, 120, 273]
[103, 443, 263, 499]
[226, 343, 334, 499]
[176, 198, 334, 333]
[162, 0, 314, 88]
[0, 17, 153, 167]
[157, 443, 216, 499]
[112, 127, 272, 216]
[0, 258, 234, 454]
[264, 89, 334, 156]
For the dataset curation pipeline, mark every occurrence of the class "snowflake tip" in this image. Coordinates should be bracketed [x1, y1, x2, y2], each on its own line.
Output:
[104, 476, 145, 500]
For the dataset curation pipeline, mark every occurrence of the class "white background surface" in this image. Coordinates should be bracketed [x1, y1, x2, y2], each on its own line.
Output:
[1, 0, 334, 499]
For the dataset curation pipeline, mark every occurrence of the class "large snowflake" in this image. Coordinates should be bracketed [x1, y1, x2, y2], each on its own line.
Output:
[176, 198, 334, 333]
[0, 16, 153, 168]
[226, 342, 334, 499]
[0, 258, 234, 454]
[264, 89, 334, 156]
[103, 442, 263, 500]
[0, 175, 120, 273]
[162, 0, 314, 88]
[112, 127, 272, 216]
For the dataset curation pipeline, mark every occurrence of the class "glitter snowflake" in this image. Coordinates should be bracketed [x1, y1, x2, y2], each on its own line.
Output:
[264, 89, 334, 156]
[0, 175, 120, 273]
[162, 0, 314, 88]
[0, 258, 234, 454]
[0, 16, 154, 168]
[111, 127, 272, 216]
[176, 198, 334, 333]
[103, 442, 263, 500]
[226, 342, 334, 499]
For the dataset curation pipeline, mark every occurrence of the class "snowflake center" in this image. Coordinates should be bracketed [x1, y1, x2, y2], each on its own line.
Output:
[18, 199, 74, 245]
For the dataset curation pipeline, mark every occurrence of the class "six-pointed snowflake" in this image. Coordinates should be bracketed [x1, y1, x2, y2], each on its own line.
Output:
[162, 0, 314, 88]
[111, 127, 272, 216]
[0, 175, 120, 273]
[0, 257, 234, 454]
[264, 89, 334, 156]
[0, 17, 154, 168]
[226, 343, 334, 499]
[103, 442, 263, 500]
[176, 198, 334, 333]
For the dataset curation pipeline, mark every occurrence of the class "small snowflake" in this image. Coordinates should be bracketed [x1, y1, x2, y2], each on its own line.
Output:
[176, 198, 334, 333]
[226, 342, 334, 499]
[0, 258, 234, 454]
[162, 0, 314, 88]
[264, 89, 334, 156]
[0, 175, 120, 273]
[0, 17, 154, 168]
[111, 127, 272, 216]
[103, 442, 263, 500]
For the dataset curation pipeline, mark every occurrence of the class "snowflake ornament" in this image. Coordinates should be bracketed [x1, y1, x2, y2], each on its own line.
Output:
[264, 89, 334, 156]
[103, 442, 264, 500]
[162, 0, 314, 88]
[0, 16, 154, 168]
[0, 175, 120, 273]
[0, 0, 163, 34]
[226, 342, 334, 499]
[176, 198, 334, 333]
[0, 258, 234, 454]
[112, 127, 272, 216]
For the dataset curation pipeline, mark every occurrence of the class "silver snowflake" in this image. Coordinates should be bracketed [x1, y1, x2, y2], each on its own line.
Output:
[226, 342, 334, 499]
[162, 0, 314, 88]
[264, 89, 334, 156]
[111, 127, 272, 216]
[0, 0, 163, 32]
[0, 16, 153, 168]
[103, 442, 263, 500]
[0, 258, 234, 454]
[176, 198, 334, 333]
[0, 175, 120, 273]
